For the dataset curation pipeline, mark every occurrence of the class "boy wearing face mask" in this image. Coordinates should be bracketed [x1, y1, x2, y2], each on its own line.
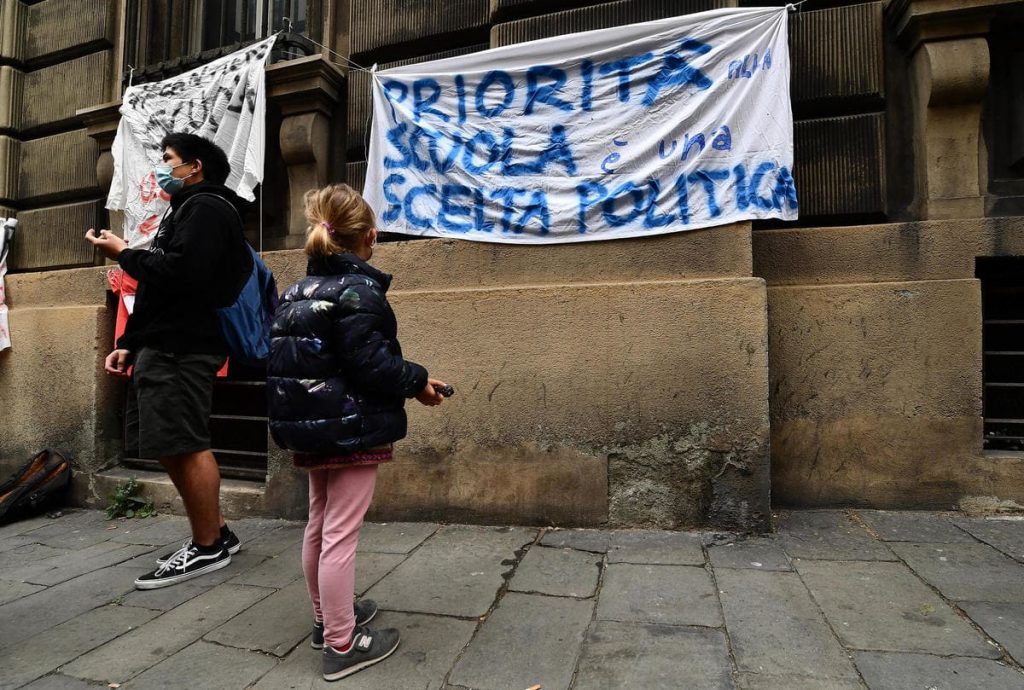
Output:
[86, 132, 252, 589]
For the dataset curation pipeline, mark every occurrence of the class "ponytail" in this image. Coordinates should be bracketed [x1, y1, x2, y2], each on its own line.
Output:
[303, 184, 376, 258]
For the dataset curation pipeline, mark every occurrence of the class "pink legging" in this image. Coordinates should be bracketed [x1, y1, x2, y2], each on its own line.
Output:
[302, 464, 378, 648]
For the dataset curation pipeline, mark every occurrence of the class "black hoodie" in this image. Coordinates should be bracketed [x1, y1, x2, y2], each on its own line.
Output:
[117, 181, 252, 355]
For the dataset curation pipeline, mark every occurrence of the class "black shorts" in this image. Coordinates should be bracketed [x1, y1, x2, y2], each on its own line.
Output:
[126, 348, 226, 459]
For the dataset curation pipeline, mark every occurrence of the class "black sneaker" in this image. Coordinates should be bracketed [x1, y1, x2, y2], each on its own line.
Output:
[322, 626, 400, 681]
[311, 600, 379, 649]
[155, 529, 240, 566]
[135, 544, 231, 590]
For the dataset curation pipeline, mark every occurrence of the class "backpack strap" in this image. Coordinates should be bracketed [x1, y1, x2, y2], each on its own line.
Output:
[173, 192, 245, 232]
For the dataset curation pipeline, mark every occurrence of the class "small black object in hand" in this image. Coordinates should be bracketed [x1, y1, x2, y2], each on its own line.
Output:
[432, 383, 455, 397]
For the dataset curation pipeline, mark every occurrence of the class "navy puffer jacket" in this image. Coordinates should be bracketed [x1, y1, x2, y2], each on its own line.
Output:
[267, 252, 428, 455]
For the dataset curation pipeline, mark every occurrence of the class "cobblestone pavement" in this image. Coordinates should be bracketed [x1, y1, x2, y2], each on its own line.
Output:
[0, 509, 1022, 689]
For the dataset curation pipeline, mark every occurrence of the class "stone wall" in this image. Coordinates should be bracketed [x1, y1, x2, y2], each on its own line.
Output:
[2, 0, 1022, 525]
[3, 227, 772, 530]
[0, 0, 120, 272]
[754, 217, 1024, 509]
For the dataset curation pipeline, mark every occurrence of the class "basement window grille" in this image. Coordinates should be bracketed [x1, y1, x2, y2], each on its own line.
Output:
[978, 257, 1024, 452]
[123, 362, 269, 482]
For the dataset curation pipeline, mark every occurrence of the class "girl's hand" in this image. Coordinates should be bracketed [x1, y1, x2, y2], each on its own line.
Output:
[416, 378, 447, 406]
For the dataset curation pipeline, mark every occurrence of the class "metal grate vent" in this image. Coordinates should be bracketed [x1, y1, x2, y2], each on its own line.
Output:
[978, 257, 1024, 452]
[123, 362, 269, 481]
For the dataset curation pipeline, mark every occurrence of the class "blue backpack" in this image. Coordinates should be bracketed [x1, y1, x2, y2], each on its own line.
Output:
[175, 193, 278, 363]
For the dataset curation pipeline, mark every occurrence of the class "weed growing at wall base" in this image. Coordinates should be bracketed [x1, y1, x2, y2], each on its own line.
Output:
[105, 477, 157, 519]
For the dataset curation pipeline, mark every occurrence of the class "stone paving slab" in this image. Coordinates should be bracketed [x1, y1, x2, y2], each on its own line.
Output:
[15, 510, 109, 538]
[358, 521, 440, 554]
[960, 601, 1024, 665]
[204, 578, 312, 656]
[122, 639, 277, 689]
[0, 543, 70, 577]
[953, 517, 1024, 562]
[890, 542, 1024, 603]
[796, 560, 1000, 658]
[14, 541, 154, 586]
[0, 603, 157, 690]
[241, 524, 307, 556]
[118, 550, 268, 611]
[63, 583, 274, 685]
[229, 541, 304, 588]
[606, 530, 705, 565]
[854, 651, 1024, 690]
[17, 675, 101, 690]
[355, 552, 406, 596]
[574, 621, 733, 690]
[0, 563, 151, 649]
[0, 534, 40, 554]
[252, 611, 478, 690]
[0, 512, 62, 535]
[597, 563, 721, 627]
[365, 525, 537, 617]
[0, 578, 44, 606]
[735, 674, 864, 690]
[857, 510, 975, 543]
[707, 538, 792, 571]
[109, 516, 191, 546]
[778, 511, 896, 561]
[539, 528, 611, 553]
[507, 546, 601, 598]
[449, 592, 594, 690]
[22, 513, 120, 550]
[717, 569, 858, 679]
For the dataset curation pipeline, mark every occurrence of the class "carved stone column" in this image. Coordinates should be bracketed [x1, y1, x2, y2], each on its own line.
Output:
[267, 55, 345, 247]
[890, 0, 1017, 219]
[78, 101, 123, 238]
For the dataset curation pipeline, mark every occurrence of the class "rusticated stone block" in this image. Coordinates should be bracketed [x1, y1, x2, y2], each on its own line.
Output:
[0, 65, 23, 131]
[346, 44, 487, 159]
[0, 0, 26, 64]
[26, 0, 116, 63]
[345, 160, 367, 193]
[491, 0, 733, 47]
[19, 129, 99, 201]
[794, 113, 886, 219]
[349, 0, 490, 58]
[23, 51, 113, 131]
[7, 199, 101, 270]
[790, 2, 884, 109]
[0, 134, 19, 203]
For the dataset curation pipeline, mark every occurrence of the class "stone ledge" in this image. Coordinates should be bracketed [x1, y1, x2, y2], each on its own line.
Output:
[72, 468, 266, 519]
[753, 216, 1024, 286]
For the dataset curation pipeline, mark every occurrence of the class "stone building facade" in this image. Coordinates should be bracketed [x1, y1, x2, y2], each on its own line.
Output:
[0, 0, 1022, 530]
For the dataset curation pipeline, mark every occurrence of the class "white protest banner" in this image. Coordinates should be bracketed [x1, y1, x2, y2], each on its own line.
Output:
[364, 7, 796, 244]
[107, 36, 276, 248]
[0, 218, 14, 351]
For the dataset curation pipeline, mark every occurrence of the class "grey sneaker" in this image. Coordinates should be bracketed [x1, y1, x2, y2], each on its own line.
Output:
[311, 600, 378, 649]
[322, 626, 400, 681]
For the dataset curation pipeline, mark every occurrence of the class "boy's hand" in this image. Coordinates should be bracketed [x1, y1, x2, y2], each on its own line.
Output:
[104, 349, 132, 377]
[85, 228, 127, 260]
[416, 378, 447, 406]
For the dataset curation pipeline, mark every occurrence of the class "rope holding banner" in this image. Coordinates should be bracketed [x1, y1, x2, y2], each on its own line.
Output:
[280, 16, 374, 73]
[786, 0, 809, 11]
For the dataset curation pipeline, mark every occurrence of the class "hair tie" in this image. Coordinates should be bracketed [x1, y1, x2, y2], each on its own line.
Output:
[321, 221, 335, 235]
